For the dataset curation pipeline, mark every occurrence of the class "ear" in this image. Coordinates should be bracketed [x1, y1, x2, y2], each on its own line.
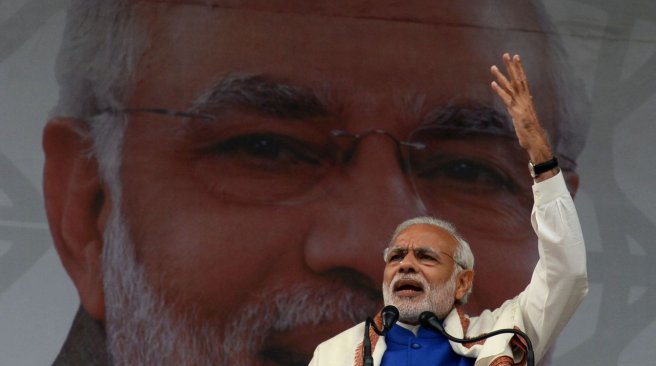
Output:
[563, 170, 580, 199]
[454, 269, 474, 302]
[43, 118, 112, 321]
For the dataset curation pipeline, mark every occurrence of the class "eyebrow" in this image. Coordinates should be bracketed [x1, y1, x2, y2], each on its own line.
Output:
[189, 73, 334, 121]
[417, 103, 517, 139]
[385, 246, 441, 257]
[187, 74, 517, 140]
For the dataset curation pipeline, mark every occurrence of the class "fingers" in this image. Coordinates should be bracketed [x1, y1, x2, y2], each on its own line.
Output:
[490, 64, 513, 95]
[506, 53, 529, 91]
[502, 53, 521, 91]
[490, 80, 513, 105]
[490, 53, 530, 103]
[490, 58, 515, 106]
[514, 55, 530, 92]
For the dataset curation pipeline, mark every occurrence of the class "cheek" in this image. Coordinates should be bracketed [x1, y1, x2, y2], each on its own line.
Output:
[382, 266, 396, 286]
[120, 168, 315, 322]
[465, 235, 538, 312]
[118, 127, 323, 320]
[424, 267, 454, 286]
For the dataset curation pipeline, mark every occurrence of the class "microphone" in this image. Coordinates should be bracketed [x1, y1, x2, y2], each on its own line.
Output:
[419, 311, 535, 366]
[363, 306, 400, 366]
[418, 311, 446, 334]
[379, 305, 400, 335]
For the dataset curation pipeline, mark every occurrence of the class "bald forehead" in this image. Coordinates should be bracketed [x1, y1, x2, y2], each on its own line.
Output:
[135, 0, 543, 30]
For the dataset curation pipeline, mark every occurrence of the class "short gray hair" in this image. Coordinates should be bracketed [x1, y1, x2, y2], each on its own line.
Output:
[389, 216, 475, 271]
[53, 0, 142, 120]
[52, 0, 145, 186]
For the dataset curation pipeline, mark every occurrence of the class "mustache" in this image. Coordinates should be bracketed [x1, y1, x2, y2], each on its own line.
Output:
[231, 277, 382, 335]
[220, 276, 383, 365]
[102, 200, 384, 365]
[389, 273, 429, 291]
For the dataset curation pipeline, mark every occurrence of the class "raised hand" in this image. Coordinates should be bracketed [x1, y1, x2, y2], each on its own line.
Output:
[491, 53, 558, 181]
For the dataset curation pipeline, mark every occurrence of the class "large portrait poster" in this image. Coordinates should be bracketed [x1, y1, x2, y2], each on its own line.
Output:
[1, 0, 655, 365]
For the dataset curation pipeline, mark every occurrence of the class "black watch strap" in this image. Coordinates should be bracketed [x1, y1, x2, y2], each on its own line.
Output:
[529, 157, 558, 178]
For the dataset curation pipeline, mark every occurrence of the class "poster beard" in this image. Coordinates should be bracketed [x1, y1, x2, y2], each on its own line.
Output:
[101, 202, 380, 365]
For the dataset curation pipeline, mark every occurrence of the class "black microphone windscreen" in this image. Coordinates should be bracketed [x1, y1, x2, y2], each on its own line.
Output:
[381, 305, 399, 331]
[419, 311, 444, 333]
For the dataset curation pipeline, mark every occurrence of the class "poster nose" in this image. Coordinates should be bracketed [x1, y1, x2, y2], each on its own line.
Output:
[303, 136, 428, 285]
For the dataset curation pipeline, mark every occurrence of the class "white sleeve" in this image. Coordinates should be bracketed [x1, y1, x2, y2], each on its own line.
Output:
[518, 171, 589, 361]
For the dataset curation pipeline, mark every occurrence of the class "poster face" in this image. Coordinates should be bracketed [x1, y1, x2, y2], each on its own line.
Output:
[1, 0, 655, 365]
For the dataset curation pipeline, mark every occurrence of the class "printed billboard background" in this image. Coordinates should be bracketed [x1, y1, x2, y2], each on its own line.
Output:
[0, 0, 655, 364]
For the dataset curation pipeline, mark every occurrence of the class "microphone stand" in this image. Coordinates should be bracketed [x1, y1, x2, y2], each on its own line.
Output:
[419, 311, 534, 366]
[363, 317, 375, 366]
[362, 306, 399, 366]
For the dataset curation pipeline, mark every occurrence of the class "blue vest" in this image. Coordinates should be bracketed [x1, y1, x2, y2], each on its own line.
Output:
[380, 323, 475, 366]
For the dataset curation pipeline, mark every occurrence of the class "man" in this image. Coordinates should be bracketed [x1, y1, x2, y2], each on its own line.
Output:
[43, 0, 586, 364]
[308, 54, 588, 365]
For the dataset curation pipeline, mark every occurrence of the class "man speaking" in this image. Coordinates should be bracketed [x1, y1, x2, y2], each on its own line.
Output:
[309, 54, 588, 365]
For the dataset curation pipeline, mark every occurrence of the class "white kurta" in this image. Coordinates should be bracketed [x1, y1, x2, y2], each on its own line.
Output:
[309, 172, 588, 366]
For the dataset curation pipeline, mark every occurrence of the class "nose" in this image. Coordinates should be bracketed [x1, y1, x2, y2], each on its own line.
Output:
[398, 254, 419, 274]
[303, 132, 427, 289]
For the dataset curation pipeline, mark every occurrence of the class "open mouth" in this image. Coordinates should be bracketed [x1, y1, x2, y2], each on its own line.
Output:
[393, 279, 425, 297]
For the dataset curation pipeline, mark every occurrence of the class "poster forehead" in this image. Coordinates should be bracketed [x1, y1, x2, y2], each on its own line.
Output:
[126, 0, 556, 136]
[133, 0, 544, 30]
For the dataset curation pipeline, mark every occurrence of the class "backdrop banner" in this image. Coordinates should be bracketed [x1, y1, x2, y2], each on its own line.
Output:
[1, 0, 655, 365]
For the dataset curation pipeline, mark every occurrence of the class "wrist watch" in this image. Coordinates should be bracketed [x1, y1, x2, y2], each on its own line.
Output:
[528, 157, 558, 178]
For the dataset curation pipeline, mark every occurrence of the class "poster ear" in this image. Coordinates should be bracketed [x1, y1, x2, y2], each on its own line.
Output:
[563, 170, 580, 198]
[43, 118, 111, 321]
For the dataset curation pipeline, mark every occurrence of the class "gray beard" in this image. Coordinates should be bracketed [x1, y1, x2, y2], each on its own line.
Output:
[382, 270, 458, 324]
[101, 207, 379, 365]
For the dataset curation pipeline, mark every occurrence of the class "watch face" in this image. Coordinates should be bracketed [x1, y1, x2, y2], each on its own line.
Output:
[528, 162, 537, 178]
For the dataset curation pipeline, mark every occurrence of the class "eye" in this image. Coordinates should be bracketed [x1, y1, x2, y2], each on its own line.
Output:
[386, 249, 407, 263]
[203, 133, 330, 171]
[417, 252, 438, 262]
[388, 253, 404, 262]
[412, 156, 518, 194]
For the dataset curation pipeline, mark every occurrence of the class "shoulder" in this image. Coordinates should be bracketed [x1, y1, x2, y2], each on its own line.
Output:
[53, 307, 109, 366]
[315, 322, 366, 350]
[310, 322, 366, 366]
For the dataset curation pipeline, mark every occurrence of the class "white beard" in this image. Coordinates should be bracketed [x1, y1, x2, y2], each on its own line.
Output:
[382, 270, 458, 324]
[101, 206, 379, 365]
